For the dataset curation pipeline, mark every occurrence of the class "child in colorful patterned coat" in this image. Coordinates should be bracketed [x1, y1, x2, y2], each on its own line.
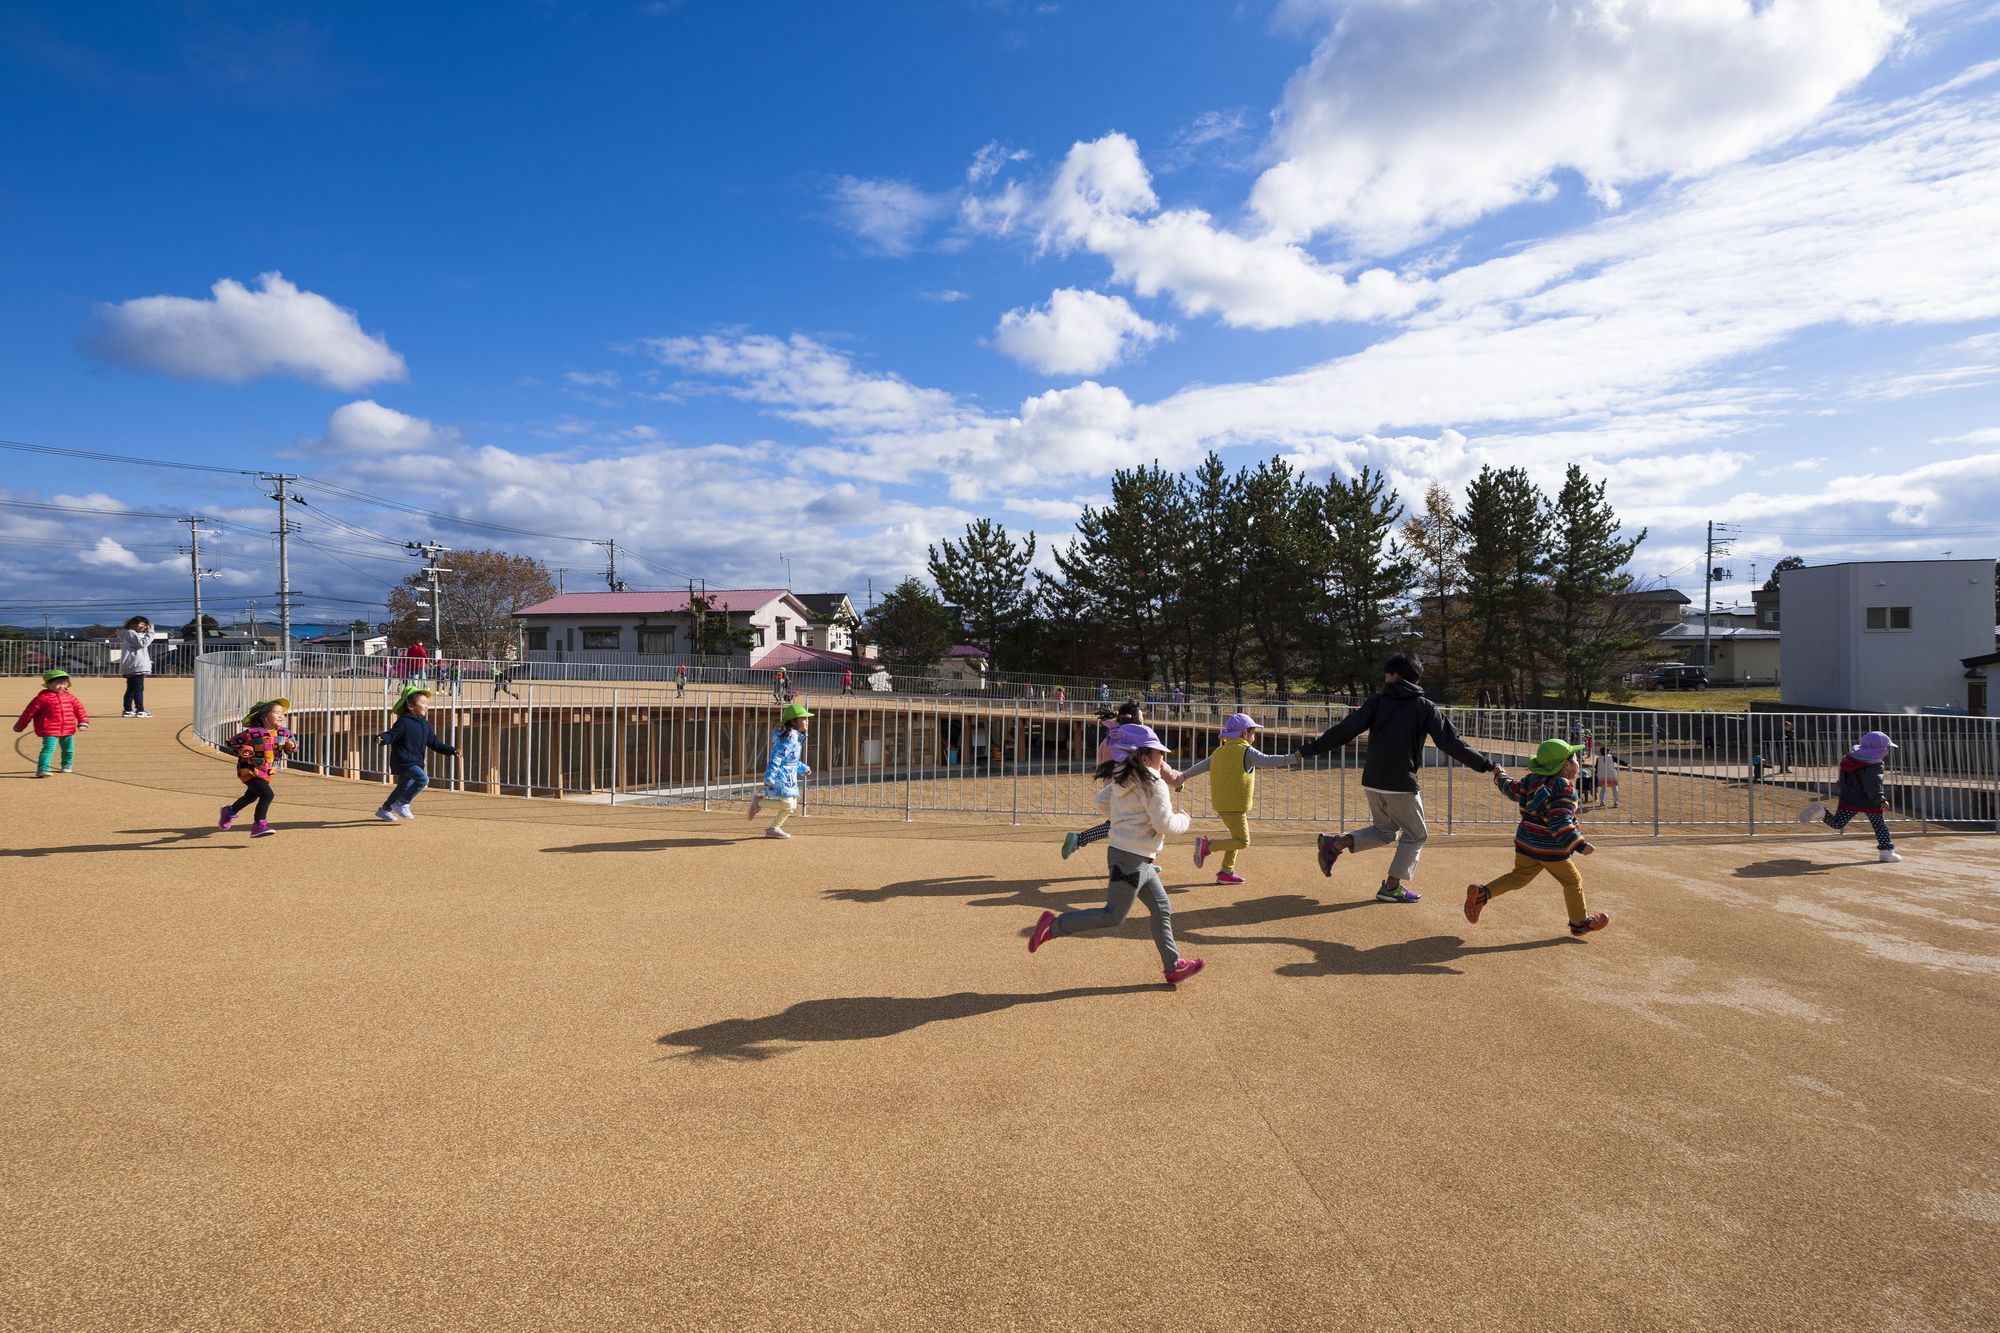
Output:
[219, 698, 297, 838]
[1463, 738, 1610, 937]
[14, 669, 89, 777]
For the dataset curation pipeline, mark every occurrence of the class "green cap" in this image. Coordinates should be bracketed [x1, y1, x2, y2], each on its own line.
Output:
[780, 701, 814, 723]
[1528, 738, 1584, 776]
[243, 696, 290, 726]
[393, 685, 431, 714]
[41, 668, 69, 684]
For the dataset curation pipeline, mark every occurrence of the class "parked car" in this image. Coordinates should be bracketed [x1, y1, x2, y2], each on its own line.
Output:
[1651, 664, 1709, 691]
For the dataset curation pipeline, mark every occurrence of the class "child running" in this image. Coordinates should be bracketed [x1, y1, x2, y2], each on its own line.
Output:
[749, 701, 813, 838]
[375, 686, 459, 822]
[1796, 730, 1901, 862]
[1463, 738, 1609, 936]
[1059, 702, 1180, 858]
[1029, 723, 1204, 986]
[1178, 711, 1300, 885]
[219, 698, 296, 838]
[1297, 653, 1495, 903]
[14, 669, 88, 777]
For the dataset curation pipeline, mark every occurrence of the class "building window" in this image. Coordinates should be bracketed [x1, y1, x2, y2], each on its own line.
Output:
[776, 616, 788, 641]
[525, 628, 549, 651]
[754, 626, 766, 647]
[582, 627, 622, 650]
[638, 627, 675, 655]
[1864, 606, 1913, 631]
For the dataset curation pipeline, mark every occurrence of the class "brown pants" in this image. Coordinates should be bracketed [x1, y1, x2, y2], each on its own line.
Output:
[1482, 852, 1587, 922]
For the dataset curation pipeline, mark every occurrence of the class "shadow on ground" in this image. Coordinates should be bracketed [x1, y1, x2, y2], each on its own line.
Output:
[1733, 858, 1843, 879]
[544, 838, 738, 854]
[826, 873, 1107, 908]
[1, 821, 380, 857]
[657, 985, 1159, 1061]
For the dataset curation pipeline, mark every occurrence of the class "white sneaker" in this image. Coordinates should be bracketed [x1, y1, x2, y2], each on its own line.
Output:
[122, 711, 136, 718]
[763, 827, 791, 839]
[374, 808, 398, 822]
[1878, 848, 1901, 863]
[394, 803, 415, 821]
[136, 711, 151, 718]
[1795, 801, 1825, 825]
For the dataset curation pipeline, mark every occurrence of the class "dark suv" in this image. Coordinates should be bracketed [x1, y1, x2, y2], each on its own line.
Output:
[1651, 665, 1709, 691]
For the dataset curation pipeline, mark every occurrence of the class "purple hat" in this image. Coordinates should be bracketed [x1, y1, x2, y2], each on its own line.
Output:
[1851, 731, 1897, 763]
[1107, 722, 1169, 755]
[1220, 711, 1261, 739]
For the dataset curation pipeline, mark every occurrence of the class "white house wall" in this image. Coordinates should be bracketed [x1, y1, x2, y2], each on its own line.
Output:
[1781, 560, 1994, 711]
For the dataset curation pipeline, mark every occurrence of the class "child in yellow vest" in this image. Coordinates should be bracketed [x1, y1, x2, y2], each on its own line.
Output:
[1178, 712, 1301, 885]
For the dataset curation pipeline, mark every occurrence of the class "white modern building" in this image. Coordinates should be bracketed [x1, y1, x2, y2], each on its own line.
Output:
[1780, 559, 1996, 712]
[512, 589, 820, 668]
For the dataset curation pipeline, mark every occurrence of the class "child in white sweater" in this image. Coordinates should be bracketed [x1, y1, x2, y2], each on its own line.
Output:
[1029, 723, 1204, 986]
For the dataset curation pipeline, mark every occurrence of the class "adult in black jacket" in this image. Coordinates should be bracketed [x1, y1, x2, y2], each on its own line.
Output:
[1296, 655, 1498, 902]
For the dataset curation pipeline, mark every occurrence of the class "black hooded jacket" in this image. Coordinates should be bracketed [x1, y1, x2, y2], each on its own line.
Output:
[1296, 679, 1492, 793]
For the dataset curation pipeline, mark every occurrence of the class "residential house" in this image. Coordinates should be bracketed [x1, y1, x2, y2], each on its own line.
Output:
[512, 589, 818, 668]
[1750, 585, 1781, 630]
[934, 644, 990, 690]
[1780, 559, 1997, 712]
[791, 593, 869, 656]
[1654, 623, 1781, 684]
[304, 629, 389, 657]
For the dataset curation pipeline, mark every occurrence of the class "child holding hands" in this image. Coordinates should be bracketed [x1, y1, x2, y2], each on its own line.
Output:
[1030, 723, 1204, 986]
[1463, 738, 1610, 937]
[1178, 711, 1300, 884]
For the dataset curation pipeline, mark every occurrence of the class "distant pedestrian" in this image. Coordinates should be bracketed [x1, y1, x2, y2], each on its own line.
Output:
[772, 667, 788, 702]
[1297, 654, 1495, 903]
[1097, 682, 1110, 705]
[1750, 752, 1765, 785]
[1029, 723, 1204, 987]
[676, 663, 687, 697]
[15, 669, 88, 777]
[117, 616, 154, 717]
[1593, 749, 1620, 809]
[218, 698, 295, 837]
[842, 667, 853, 696]
[1054, 686, 1066, 704]
[1778, 721, 1796, 774]
[1796, 730, 1901, 863]
[493, 663, 518, 699]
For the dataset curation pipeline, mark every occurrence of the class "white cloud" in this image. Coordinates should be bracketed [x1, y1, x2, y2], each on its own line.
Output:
[919, 289, 972, 303]
[1162, 108, 1254, 170]
[825, 176, 953, 255]
[992, 288, 1171, 375]
[1251, 0, 1905, 254]
[566, 370, 620, 388]
[967, 140, 1031, 184]
[313, 399, 444, 455]
[87, 272, 407, 390]
[1003, 496, 1086, 522]
[1932, 427, 2000, 446]
[1023, 133, 1431, 329]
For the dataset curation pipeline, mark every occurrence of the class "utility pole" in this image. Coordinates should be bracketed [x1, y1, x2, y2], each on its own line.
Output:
[779, 552, 792, 591]
[407, 541, 453, 656]
[1703, 520, 1736, 673]
[594, 540, 625, 591]
[260, 473, 302, 670]
[180, 517, 219, 657]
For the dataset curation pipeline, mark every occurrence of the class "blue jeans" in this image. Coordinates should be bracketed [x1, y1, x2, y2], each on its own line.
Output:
[386, 765, 429, 809]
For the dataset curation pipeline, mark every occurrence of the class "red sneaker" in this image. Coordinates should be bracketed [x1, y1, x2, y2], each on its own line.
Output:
[1464, 883, 1487, 925]
[1193, 835, 1210, 869]
[1163, 958, 1205, 986]
[1214, 871, 1245, 885]
[1028, 910, 1056, 954]
[1569, 912, 1610, 936]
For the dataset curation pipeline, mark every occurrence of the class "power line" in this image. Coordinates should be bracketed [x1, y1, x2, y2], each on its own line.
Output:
[0, 498, 188, 521]
[0, 436, 259, 476]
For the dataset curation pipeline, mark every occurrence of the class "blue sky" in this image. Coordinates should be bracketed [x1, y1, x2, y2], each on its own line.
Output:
[3, 0, 1999, 628]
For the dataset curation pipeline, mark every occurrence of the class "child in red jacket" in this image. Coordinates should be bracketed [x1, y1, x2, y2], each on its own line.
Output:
[14, 669, 89, 777]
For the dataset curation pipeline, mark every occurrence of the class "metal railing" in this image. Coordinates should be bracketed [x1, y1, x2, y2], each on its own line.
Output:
[192, 651, 2000, 834]
[1, 639, 200, 678]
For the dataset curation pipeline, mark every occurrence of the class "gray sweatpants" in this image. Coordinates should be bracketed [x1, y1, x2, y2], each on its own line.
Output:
[1053, 846, 1180, 968]
[1345, 789, 1429, 882]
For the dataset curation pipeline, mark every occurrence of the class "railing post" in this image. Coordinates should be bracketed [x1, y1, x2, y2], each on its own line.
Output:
[1010, 698, 1020, 826]
[1651, 710, 1661, 838]
[904, 696, 915, 823]
[702, 695, 712, 813]
[610, 688, 620, 807]
[1917, 713, 1929, 834]
[1989, 717, 1998, 834]
[1746, 718, 1756, 836]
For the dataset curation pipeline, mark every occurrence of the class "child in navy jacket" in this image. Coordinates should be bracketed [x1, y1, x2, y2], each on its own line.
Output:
[1797, 730, 1900, 862]
[376, 686, 457, 822]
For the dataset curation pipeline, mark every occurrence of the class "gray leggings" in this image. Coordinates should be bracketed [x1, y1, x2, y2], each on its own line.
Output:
[1053, 847, 1180, 968]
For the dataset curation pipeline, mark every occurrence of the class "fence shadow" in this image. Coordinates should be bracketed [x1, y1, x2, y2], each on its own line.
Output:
[656, 984, 1158, 1061]
[544, 837, 737, 854]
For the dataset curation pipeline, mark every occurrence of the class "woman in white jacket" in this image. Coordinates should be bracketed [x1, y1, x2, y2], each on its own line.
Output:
[1029, 723, 1204, 986]
[117, 616, 154, 718]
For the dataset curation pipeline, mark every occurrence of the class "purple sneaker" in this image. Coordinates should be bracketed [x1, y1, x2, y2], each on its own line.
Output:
[218, 805, 235, 831]
[1193, 835, 1210, 869]
[1374, 882, 1420, 903]
[1317, 833, 1343, 878]
[250, 821, 275, 838]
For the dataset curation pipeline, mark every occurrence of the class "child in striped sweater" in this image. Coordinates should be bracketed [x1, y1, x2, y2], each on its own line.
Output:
[1463, 738, 1610, 937]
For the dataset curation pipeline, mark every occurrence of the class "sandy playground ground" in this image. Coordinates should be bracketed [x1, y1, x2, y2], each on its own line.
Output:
[4, 677, 1999, 1330]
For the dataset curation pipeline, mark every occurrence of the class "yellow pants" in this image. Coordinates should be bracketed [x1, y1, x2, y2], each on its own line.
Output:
[1482, 851, 1587, 922]
[765, 796, 797, 832]
[1208, 810, 1250, 873]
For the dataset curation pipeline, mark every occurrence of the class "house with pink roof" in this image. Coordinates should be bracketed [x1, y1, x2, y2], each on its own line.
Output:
[512, 589, 824, 668]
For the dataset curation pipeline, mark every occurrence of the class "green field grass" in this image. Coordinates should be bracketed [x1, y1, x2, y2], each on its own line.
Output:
[1593, 686, 1782, 712]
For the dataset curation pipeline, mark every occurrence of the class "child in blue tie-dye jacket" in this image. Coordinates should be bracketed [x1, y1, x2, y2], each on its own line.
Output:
[748, 701, 813, 838]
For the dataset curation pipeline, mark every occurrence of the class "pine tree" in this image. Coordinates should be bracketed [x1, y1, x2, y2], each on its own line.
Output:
[1322, 465, 1415, 692]
[926, 519, 1037, 663]
[867, 579, 955, 671]
[1238, 457, 1329, 697]
[1183, 453, 1250, 698]
[1459, 466, 1547, 704]
[1540, 464, 1648, 705]
[1401, 483, 1466, 702]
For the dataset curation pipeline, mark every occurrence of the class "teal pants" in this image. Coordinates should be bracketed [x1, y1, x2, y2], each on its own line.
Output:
[37, 735, 76, 773]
